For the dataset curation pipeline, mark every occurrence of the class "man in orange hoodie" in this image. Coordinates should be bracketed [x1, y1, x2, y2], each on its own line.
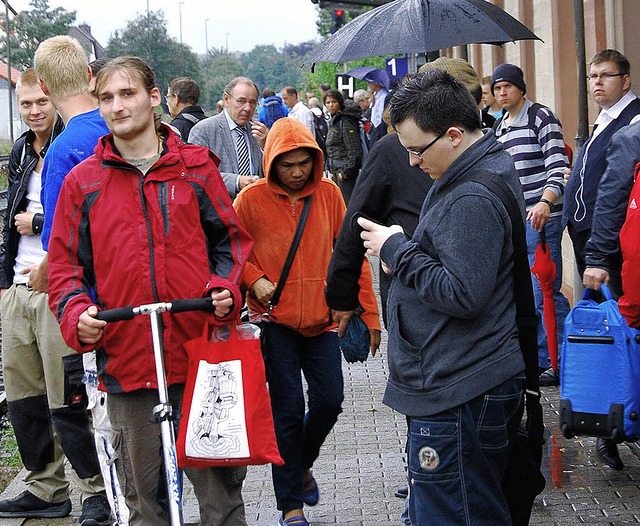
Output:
[233, 118, 380, 526]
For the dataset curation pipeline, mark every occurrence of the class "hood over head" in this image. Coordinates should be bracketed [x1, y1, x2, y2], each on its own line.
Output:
[263, 117, 324, 197]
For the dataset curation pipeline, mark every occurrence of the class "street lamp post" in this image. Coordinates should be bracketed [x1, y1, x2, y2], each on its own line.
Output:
[225, 32, 229, 53]
[204, 18, 209, 54]
[179, 1, 184, 44]
[2, 0, 16, 142]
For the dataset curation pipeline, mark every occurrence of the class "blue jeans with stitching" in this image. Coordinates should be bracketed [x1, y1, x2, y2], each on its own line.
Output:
[407, 374, 524, 526]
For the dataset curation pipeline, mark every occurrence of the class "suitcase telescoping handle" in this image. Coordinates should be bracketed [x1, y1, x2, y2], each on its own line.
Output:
[95, 297, 215, 323]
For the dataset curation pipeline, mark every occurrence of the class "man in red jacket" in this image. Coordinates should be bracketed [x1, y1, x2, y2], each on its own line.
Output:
[47, 56, 253, 525]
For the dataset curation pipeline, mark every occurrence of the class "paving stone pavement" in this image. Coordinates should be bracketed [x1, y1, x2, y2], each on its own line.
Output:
[4, 347, 640, 526]
[3, 261, 640, 524]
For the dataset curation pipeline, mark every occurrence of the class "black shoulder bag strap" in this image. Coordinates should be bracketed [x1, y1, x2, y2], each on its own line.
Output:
[266, 195, 313, 316]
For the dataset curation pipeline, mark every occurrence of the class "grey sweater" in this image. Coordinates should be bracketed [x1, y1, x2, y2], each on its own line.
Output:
[380, 130, 526, 417]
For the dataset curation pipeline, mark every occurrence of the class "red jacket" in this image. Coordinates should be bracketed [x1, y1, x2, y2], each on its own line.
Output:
[620, 164, 640, 329]
[48, 127, 253, 393]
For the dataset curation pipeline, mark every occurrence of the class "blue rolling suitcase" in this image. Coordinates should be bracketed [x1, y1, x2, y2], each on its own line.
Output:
[559, 284, 640, 442]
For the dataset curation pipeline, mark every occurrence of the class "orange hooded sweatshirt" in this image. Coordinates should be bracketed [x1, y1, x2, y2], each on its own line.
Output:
[234, 118, 380, 337]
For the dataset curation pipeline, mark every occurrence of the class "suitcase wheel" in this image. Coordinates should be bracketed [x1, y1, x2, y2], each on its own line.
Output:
[561, 423, 574, 439]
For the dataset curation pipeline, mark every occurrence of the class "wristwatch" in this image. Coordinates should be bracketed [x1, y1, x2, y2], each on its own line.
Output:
[539, 198, 554, 209]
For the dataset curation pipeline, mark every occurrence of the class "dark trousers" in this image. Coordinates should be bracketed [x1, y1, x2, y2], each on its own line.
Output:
[407, 374, 524, 526]
[262, 323, 344, 513]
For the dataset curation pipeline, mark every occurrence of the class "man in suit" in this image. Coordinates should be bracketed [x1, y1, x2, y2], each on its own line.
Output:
[571, 51, 640, 472]
[189, 76, 268, 199]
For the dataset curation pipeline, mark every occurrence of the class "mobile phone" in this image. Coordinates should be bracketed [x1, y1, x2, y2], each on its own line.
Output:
[350, 212, 383, 232]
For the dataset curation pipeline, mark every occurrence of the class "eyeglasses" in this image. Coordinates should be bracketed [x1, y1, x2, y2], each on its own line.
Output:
[586, 73, 626, 81]
[165, 94, 175, 101]
[226, 93, 259, 108]
[406, 131, 447, 158]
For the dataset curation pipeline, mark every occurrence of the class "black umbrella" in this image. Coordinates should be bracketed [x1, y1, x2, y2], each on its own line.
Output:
[305, 0, 541, 66]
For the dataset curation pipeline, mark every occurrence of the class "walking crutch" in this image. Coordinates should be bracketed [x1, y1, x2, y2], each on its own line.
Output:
[96, 297, 215, 526]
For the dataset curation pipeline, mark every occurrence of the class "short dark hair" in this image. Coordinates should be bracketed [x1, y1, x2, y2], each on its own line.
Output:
[89, 57, 111, 78]
[283, 86, 297, 97]
[390, 70, 481, 134]
[168, 77, 200, 105]
[323, 89, 344, 110]
[262, 87, 276, 98]
[590, 49, 630, 76]
[320, 82, 331, 92]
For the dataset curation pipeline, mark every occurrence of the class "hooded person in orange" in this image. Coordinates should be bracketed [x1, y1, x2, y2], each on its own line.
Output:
[233, 118, 381, 526]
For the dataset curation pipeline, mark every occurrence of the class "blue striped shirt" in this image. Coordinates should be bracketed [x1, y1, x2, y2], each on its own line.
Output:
[495, 99, 568, 215]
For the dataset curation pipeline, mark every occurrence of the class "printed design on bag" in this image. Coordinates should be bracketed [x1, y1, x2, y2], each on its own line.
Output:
[418, 446, 440, 471]
[185, 359, 250, 458]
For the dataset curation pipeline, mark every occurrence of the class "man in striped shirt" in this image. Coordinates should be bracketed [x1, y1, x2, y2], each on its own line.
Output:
[492, 63, 570, 387]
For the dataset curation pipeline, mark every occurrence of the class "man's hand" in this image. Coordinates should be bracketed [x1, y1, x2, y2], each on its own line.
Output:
[331, 309, 354, 337]
[358, 217, 403, 258]
[78, 305, 107, 345]
[238, 175, 259, 190]
[24, 255, 47, 292]
[210, 287, 234, 318]
[251, 121, 269, 149]
[14, 211, 35, 236]
[583, 267, 609, 291]
[527, 202, 551, 231]
[252, 277, 275, 306]
[0, 288, 7, 300]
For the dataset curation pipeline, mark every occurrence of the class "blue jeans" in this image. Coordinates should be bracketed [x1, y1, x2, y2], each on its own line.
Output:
[407, 374, 524, 526]
[262, 323, 344, 513]
[526, 216, 571, 369]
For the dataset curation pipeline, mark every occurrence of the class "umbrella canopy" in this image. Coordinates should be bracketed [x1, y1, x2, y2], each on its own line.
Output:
[530, 230, 558, 370]
[346, 67, 393, 89]
[305, 0, 541, 65]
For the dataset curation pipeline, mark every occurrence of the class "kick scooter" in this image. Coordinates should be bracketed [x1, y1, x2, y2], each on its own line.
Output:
[96, 297, 215, 526]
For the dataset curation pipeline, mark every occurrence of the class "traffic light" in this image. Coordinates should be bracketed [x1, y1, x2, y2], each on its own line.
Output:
[331, 8, 346, 33]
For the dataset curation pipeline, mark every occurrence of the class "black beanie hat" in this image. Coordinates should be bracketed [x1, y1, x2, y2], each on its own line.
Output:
[490, 63, 526, 96]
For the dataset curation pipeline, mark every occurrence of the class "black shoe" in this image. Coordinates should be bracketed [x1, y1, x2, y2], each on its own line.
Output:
[596, 437, 624, 471]
[394, 484, 408, 499]
[79, 493, 112, 526]
[0, 490, 71, 518]
[538, 367, 559, 387]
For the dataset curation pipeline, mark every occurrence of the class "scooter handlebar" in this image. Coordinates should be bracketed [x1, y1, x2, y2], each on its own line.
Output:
[95, 306, 135, 322]
[95, 298, 215, 322]
[169, 297, 215, 314]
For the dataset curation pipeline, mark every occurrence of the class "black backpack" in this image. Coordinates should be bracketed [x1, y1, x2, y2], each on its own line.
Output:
[313, 113, 329, 156]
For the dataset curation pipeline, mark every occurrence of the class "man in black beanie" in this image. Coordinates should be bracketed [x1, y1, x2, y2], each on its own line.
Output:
[491, 63, 570, 388]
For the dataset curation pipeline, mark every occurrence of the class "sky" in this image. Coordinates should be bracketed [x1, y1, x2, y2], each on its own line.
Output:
[9, 0, 321, 54]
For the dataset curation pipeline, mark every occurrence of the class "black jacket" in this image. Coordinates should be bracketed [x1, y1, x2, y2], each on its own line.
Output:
[0, 117, 64, 288]
[325, 132, 433, 325]
[170, 105, 207, 142]
[325, 103, 363, 180]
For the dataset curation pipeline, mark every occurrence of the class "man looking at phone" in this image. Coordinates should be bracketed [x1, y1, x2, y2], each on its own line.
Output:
[190, 76, 268, 199]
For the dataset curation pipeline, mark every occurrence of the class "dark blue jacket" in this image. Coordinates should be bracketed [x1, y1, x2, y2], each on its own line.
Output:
[585, 120, 640, 280]
[563, 98, 640, 231]
[380, 131, 525, 417]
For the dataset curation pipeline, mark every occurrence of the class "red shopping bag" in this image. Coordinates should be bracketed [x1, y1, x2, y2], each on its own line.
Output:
[177, 322, 283, 468]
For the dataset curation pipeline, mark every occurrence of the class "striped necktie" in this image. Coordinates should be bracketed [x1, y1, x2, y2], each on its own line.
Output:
[235, 126, 250, 175]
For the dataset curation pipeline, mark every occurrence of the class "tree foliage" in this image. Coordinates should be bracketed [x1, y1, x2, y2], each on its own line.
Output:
[201, 49, 243, 111]
[0, 0, 76, 70]
[105, 10, 202, 99]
